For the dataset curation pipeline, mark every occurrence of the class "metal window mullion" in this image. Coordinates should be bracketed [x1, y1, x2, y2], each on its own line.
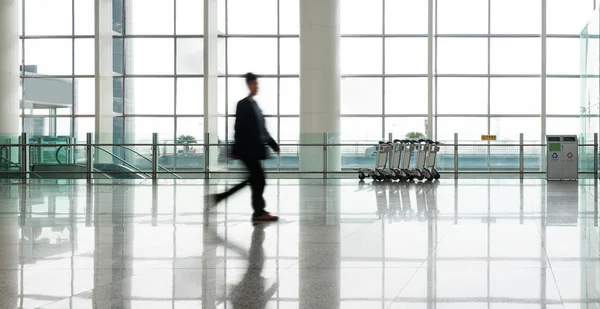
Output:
[382, 0, 386, 141]
[71, 0, 76, 136]
[487, 0, 491, 168]
[434, 0, 438, 141]
[541, 0, 547, 144]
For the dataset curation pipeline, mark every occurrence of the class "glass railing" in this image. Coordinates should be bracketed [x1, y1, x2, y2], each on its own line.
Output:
[0, 133, 598, 180]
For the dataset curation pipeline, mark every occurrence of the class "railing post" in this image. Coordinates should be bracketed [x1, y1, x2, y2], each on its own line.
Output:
[86, 133, 92, 182]
[152, 133, 158, 181]
[454, 133, 458, 180]
[323, 133, 328, 180]
[204, 132, 209, 180]
[519, 133, 524, 180]
[20, 133, 27, 183]
[594, 133, 598, 178]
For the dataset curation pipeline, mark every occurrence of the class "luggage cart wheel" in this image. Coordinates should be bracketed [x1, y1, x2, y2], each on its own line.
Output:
[424, 169, 434, 181]
[416, 170, 424, 181]
[433, 170, 441, 180]
[358, 173, 366, 180]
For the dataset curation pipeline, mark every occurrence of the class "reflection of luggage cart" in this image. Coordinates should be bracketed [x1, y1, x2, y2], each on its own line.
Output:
[356, 141, 393, 181]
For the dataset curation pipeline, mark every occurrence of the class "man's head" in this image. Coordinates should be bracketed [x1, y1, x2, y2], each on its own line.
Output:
[245, 72, 259, 97]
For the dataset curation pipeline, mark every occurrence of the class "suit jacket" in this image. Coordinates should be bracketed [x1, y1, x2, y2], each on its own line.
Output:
[233, 97, 279, 160]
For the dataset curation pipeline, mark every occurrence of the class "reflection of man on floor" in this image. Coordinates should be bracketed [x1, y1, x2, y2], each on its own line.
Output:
[209, 224, 278, 308]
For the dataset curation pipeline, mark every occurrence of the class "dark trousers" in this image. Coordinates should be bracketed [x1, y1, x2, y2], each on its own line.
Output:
[219, 158, 266, 216]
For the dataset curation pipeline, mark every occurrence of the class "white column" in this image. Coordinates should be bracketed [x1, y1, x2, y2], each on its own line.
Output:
[0, 0, 20, 140]
[95, 0, 115, 162]
[204, 0, 219, 171]
[299, 0, 341, 174]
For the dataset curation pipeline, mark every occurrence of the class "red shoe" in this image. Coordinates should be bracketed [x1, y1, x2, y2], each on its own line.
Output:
[252, 212, 279, 222]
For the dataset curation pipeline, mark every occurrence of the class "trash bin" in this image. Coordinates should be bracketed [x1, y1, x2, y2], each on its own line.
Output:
[546, 135, 578, 181]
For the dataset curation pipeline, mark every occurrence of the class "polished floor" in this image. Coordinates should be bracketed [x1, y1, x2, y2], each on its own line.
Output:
[0, 179, 598, 309]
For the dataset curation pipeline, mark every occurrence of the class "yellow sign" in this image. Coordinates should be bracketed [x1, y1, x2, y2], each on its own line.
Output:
[481, 135, 497, 141]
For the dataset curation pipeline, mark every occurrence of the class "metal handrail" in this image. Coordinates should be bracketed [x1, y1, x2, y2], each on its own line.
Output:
[0, 155, 44, 179]
[92, 146, 152, 179]
[115, 145, 182, 179]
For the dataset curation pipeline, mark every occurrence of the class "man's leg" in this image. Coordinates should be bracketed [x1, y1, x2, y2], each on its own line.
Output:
[217, 179, 250, 201]
[242, 159, 266, 217]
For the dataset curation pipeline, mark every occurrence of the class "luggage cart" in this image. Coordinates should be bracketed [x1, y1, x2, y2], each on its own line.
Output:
[356, 141, 393, 181]
[424, 139, 441, 180]
[389, 139, 406, 181]
[399, 140, 423, 181]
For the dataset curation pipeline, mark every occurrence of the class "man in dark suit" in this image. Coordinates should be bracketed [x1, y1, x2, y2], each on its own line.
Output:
[207, 73, 280, 222]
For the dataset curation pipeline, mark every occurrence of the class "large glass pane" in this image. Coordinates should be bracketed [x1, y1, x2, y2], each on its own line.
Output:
[280, 117, 299, 143]
[227, 78, 277, 116]
[437, 0, 487, 34]
[547, 38, 580, 75]
[74, 39, 95, 76]
[176, 78, 203, 115]
[227, 39, 277, 74]
[125, 0, 174, 35]
[280, 38, 299, 75]
[280, 78, 300, 115]
[174, 117, 204, 169]
[74, 78, 96, 115]
[218, 77, 226, 115]
[129, 117, 175, 144]
[491, 0, 541, 34]
[547, 78, 581, 115]
[75, 117, 95, 143]
[548, 0, 594, 34]
[125, 78, 175, 115]
[385, 117, 429, 140]
[490, 78, 540, 114]
[74, 0, 94, 35]
[342, 38, 382, 74]
[176, 0, 204, 35]
[227, 0, 277, 34]
[341, 78, 382, 115]
[490, 38, 540, 74]
[437, 78, 487, 115]
[437, 38, 487, 74]
[437, 117, 487, 142]
[176, 38, 204, 75]
[24, 39, 73, 75]
[490, 117, 541, 143]
[280, 0, 299, 35]
[341, 0, 382, 34]
[25, 0, 72, 35]
[385, 38, 427, 74]
[341, 117, 382, 142]
[385, 78, 427, 114]
[22, 77, 74, 117]
[126, 39, 175, 75]
[547, 117, 580, 135]
[385, 0, 427, 34]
